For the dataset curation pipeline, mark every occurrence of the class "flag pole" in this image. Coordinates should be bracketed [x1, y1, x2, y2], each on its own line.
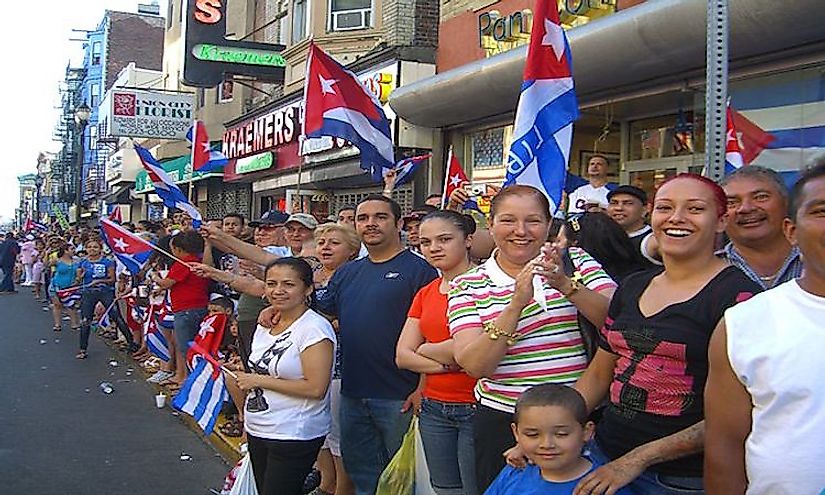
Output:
[441, 146, 454, 208]
[188, 120, 197, 204]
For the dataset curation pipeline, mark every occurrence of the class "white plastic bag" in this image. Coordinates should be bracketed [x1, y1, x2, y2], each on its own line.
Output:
[224, 454, 258, 495]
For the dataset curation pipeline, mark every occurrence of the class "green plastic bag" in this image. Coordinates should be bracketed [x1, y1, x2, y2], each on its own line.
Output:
[375, 418, 417, 495]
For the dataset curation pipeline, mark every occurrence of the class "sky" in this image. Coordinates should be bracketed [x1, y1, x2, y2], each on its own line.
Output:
[0, 0, 168, 223]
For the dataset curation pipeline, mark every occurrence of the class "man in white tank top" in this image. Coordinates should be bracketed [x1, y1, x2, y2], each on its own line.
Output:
[704, 161, 825, 495]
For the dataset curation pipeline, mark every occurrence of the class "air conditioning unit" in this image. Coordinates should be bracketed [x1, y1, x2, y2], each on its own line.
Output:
[331, 8, 371, 31]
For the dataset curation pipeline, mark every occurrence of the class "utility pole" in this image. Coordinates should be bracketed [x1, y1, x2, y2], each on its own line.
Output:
[705, 0, 729, 182]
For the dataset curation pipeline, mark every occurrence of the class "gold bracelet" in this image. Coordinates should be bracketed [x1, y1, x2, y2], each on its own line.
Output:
[483, 321, 520, 346]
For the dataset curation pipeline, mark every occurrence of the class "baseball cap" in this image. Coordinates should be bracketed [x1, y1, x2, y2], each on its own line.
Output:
[607, 185, 648, 205]
[285, 213, 318, 230]
[249, 210, 289, 227]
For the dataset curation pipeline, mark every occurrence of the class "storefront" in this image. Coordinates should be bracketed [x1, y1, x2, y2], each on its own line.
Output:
[223, 47, 436, 219]
[390, 0, 825, 201]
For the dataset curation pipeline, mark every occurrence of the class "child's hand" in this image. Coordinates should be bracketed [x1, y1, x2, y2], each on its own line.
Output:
[503, 444, 530, 469]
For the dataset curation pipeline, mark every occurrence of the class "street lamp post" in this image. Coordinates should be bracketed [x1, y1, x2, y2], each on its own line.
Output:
[34, 174, 43, 222]
[74, 103, 91, 225]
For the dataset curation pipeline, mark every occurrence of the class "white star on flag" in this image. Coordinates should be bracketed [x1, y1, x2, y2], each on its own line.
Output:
[727, 129, 738, 144]
[198, 315, 217, 337]
[201, 142, 211, 153]
[319, 74, 337, 95]
[542, 18, 566, 61]
[449, 174, 463, 188]
[113, 237, 129, 251]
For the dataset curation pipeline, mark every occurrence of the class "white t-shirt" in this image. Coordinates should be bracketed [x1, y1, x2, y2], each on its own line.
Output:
[244, 309, 336, 441]
[725, 280, 825, 494]
[567, 183, 613, 214]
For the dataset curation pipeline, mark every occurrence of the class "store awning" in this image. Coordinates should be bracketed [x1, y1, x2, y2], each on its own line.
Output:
[103, 184, 132, 203]
[134, 154, 223, 193]
[389, 0, 825, 128]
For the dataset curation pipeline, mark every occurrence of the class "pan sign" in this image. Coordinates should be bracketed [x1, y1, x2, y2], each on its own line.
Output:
[183, 0, 286, 88]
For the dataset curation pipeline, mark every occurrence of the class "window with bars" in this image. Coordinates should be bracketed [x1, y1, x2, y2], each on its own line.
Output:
[471, 127, 506, 169]
[330, 185, 414, 214]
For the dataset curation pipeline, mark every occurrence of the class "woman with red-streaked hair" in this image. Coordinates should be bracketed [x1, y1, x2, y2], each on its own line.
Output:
[570, 174, 762, 495]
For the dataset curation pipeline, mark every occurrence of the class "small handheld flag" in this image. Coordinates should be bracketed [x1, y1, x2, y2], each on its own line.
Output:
[303, 42, 394, 181]
[145, 306, 171, 362]
[441, 147, 482, 212]
[134, 144, 203, 227]
[186, 313, 227, 369]
[382, 154, 431, 189]
[172, 354, 228, 434]
[99, 218, 154, 275]
[56, 287, 81, 308]
[107, 205, 122, 223]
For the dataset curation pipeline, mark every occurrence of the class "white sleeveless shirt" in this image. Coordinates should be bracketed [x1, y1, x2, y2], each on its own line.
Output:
[725, 280, 825, 495]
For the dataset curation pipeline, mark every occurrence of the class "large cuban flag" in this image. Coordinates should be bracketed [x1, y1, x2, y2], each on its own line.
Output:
[504, 0, 579, 215]
[134, 144, 203, 227]
[303, 42, 394, 181]
[729, 74, 825, 187]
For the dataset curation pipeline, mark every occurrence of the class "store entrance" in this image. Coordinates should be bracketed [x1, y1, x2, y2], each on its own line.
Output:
[621, 155, 705, 203]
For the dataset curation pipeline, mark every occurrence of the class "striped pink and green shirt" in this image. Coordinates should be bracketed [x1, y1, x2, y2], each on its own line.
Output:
[448, 247, 616, 413]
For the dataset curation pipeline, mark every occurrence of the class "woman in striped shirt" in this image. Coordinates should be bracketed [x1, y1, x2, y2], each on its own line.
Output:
[448, 185, 616, 492]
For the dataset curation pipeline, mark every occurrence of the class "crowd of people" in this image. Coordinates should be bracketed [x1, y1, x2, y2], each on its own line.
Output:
[1, 159, 824, 495]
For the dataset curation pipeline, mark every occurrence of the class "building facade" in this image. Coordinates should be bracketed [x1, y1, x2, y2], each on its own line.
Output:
[390, 0, 825, 207]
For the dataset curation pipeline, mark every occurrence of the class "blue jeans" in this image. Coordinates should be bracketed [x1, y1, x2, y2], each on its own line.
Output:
[79, 287, 132, 351]
[173, 308, 208, 356]
[588, 440, 704, 495]
[419, 398, 478, 495]
[339, 396, 413, 495]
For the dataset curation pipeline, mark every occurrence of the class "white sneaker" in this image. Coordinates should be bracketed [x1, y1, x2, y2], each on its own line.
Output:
[147, 370, 174, 383]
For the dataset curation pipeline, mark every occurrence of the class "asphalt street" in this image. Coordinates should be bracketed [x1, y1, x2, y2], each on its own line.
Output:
[0, 288, 231, 494]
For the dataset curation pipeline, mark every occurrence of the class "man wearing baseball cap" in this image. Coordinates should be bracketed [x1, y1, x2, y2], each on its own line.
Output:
[607, 185, 661, 269]
[284, 213, 318, 257]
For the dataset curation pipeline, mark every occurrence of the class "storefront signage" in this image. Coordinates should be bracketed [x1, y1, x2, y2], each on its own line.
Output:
[236, 152, 274, 174]
[479, 1, 615, 56]
[108, 90, 194, 139]
[478, 9, 532, 46]
[183, 0, 286, 87]
[193, 44, 287, 68]
[223, 102, 301, 160]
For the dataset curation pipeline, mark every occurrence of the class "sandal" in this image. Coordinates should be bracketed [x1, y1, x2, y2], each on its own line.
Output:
[70, 326, 80, 331]
[53, 325, 62, 332]
[75, 351, 88, 360]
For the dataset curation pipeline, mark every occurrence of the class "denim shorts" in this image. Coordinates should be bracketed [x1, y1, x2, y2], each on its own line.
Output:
[173, 308, 208, 352]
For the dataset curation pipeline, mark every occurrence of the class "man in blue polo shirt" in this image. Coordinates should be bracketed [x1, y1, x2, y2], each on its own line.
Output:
[316, 194, 437, 495]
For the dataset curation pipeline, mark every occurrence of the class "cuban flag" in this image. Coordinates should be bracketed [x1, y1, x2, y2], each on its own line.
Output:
[186, 313, 227, 369]
[24, 218, 48, 232]
[725, 104, 746, 174]
[99, 218, 153, 275]
[504, 0, 579, 215]
[134, 144, 202, 227]
[107, 205, 123, 223]
[303, 42, 394, 181]
[382, 154, 431, 189]
[187, 120, 229, 173]
[156, 296, 175, 330]
[173, 345, 229, 434]
[56, 287, 81, 308]
[145, 307, 171, 362]
[441, 147, 482, 212]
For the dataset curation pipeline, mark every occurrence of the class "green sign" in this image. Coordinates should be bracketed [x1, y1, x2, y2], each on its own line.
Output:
[134, 154, 218, 193]
[236, 152, 274, 174]
[193, 44, 287, 68]
[52, 205, 70, 230]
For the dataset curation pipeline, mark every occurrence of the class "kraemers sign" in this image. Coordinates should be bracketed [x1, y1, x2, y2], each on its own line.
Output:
[183, 0, 286, 87]
[109, 90, 194, 139]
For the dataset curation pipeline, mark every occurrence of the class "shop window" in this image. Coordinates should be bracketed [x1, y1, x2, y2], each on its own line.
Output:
[292, 0, 308, 43]
[471, 127, 506, 169]
[629, 112, 699, 161]
[329, 0, 373, 31]
[91, 42, 102, 65]
[217, 78, 234, 103]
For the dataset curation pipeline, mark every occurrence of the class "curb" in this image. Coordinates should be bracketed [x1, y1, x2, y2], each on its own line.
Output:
[100, 334, 243, 464]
